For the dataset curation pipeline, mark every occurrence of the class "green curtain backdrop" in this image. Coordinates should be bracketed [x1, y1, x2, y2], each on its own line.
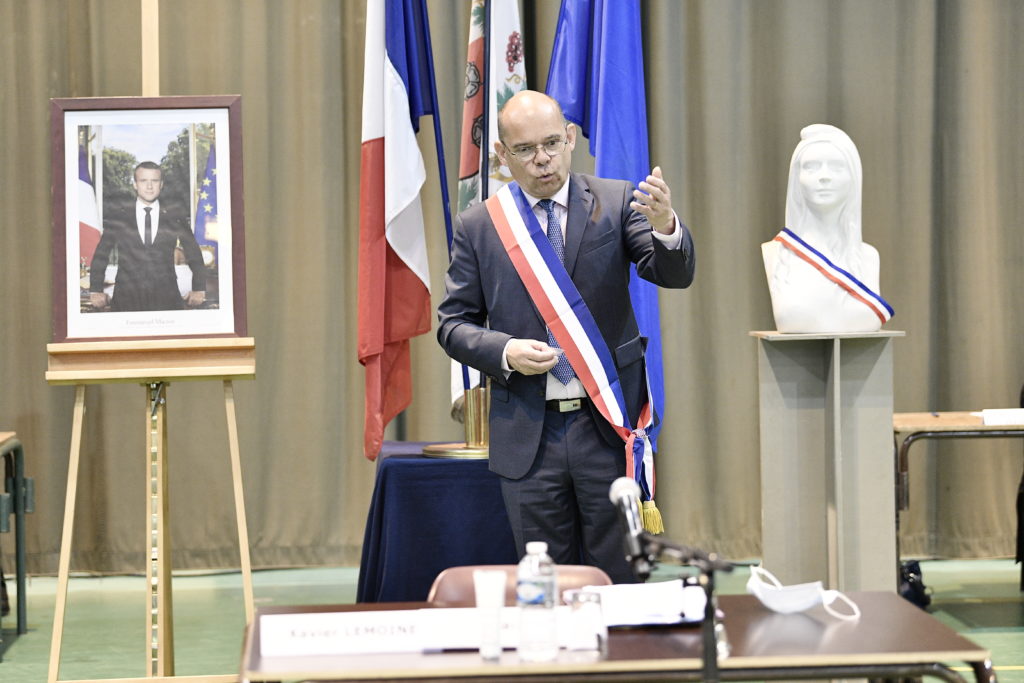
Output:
[1, 0, 1021, 575]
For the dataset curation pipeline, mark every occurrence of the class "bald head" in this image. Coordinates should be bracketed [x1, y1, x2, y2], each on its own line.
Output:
[496, 90, 567, 142]
[494, 90, 577, 198]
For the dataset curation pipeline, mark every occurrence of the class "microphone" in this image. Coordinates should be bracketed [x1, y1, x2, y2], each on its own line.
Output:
[608, 477, 652, 579]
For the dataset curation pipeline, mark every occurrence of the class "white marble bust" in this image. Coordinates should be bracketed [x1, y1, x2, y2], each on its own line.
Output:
[762, 124, 886, 333]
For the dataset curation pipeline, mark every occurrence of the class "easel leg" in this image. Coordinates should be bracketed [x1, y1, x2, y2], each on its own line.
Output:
[145, 382, 174, 677]
[48, 385, 86, 683]
[224, 380, 255, 623]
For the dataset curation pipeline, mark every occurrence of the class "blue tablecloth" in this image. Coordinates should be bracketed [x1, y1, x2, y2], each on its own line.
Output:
[356, 442, 518, 602]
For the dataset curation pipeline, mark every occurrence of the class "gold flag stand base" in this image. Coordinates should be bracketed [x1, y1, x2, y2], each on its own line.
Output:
[423, 382, 489, 459]
[422, 442, 489, 459]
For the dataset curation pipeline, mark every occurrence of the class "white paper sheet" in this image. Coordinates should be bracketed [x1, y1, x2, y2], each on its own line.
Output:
[581, 580, 707, 626]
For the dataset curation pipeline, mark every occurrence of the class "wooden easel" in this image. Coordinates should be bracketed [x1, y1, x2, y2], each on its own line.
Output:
[46, 338, 256, 683]
[46, 4, 254, 680]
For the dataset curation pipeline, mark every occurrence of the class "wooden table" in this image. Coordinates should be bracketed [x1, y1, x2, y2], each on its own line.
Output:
[240, 592, 995, 682]
[0, 431, 28, 660]
[893, 411, 1024, 588]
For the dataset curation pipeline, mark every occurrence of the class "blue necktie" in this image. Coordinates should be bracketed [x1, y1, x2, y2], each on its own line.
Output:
[144, 207, 152, 246]
[539, 199, 575, 384]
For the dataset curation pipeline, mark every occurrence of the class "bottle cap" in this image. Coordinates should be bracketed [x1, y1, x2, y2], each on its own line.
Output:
[525, 541, 548, 555]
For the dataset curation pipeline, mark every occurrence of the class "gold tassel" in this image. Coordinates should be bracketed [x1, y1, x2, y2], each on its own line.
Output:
[641, 499, 665, 534]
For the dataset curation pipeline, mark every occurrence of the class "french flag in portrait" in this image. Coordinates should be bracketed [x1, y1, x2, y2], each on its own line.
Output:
[358, 0, 436, 460]
[78, 143, 101, 267]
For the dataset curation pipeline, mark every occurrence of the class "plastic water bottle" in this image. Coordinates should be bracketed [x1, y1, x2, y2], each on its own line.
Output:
[516, 541, 558, 662]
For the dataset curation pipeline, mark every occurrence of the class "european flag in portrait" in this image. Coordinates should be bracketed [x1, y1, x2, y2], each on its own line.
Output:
[193, 144, 219, 259]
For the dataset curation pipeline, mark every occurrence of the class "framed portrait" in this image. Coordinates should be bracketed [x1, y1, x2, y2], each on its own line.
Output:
[51, 95, 247, 342]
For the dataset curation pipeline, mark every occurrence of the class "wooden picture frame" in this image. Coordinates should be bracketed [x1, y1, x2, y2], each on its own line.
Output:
[51, 95, 247, 342]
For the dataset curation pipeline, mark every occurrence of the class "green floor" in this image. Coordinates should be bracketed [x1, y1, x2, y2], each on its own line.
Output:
[0, 559, 1021, 682]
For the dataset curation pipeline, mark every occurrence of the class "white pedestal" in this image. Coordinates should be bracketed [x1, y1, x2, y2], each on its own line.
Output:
[752, 330, 903, 592]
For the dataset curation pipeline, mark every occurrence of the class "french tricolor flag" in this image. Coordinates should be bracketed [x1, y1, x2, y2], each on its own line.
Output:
[78, 143, 101, 267]
[358, 0, 437, 460]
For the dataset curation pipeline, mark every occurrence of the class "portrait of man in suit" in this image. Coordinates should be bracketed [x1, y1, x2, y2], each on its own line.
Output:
[88, 161, 207, 313]
[437, 90, 696, 582]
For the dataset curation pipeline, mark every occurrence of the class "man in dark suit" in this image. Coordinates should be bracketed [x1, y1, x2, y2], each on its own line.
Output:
[437, 91, 695, 582]
[89, 161, 206, 312]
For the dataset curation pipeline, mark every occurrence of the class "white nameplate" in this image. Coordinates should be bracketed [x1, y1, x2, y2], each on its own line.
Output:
[260, 610, 423, 657]
[259, 607, 600, 657]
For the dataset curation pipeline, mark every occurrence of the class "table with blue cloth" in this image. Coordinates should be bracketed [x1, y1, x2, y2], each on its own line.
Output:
[356, 442, 518, 603]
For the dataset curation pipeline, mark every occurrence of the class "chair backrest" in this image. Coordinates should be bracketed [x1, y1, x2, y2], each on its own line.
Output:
[427, 564, 613, 607]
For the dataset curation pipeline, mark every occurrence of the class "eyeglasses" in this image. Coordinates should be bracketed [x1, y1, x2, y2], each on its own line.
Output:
[503, 136, 569, 162]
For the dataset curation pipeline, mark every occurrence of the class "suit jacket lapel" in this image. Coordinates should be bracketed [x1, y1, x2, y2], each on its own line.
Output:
[563, 174, 591, 277]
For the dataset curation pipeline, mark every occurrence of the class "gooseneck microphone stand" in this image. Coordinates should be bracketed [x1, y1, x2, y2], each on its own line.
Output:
[633, 532, 734, 683]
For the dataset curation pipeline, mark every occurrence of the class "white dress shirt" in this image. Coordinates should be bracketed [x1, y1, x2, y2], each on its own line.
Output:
[136, 199, 160, 243]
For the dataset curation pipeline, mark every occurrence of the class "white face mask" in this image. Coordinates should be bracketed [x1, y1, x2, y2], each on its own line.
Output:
[746, 566, 860, 621]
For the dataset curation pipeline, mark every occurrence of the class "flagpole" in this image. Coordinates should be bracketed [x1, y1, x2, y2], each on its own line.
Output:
[420, 0, 490, 457]
[416, 0, 454, 249]
[478, 0, 492, 200]
[421, 0, 489, 459]
[458, 0, 493, 393]
[188, 124, 197, 227]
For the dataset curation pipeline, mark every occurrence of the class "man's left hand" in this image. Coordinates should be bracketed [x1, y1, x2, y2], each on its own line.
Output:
[184, 291, 206, 307]
[630, 166, 675, 234]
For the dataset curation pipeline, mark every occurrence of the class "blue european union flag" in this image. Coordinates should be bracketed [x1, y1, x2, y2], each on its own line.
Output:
[547, 0, 666, 446]
[194, 144, 218, 255]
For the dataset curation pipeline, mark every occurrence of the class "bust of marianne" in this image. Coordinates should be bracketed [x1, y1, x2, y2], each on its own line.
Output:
[762, 124, 891, 333]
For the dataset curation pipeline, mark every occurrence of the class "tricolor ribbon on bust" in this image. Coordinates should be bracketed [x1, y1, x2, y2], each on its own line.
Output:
[773, 228, 894, 324]
[485, 182, 664, 532]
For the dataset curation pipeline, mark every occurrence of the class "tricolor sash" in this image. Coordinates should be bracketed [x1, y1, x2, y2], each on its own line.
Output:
[485, 182, 663, 532]
[773, 228, 894, 324]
